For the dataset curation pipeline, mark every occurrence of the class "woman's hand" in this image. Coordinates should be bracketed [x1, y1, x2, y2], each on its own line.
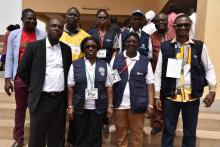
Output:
[107, 105, 113, 118]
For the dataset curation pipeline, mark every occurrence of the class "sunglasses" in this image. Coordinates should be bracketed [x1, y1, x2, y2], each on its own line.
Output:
[84, 45, 97, 49]
[174, 23, 191, 28]
[97, 16, 108, 20]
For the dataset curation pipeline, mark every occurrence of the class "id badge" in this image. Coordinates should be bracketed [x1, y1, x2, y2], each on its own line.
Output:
[109, 69, 121, 84]
[97, 49, 107, 58]
[85, 88, 98, 100]
[166, 58, 182, 78]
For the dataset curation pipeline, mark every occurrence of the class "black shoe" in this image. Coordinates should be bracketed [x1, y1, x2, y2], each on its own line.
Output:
[11, 141, 23, 147]
[151, 127, 162, 135]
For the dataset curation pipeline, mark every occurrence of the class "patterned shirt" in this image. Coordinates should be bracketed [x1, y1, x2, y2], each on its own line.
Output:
[150, 29, 175, 72]
[154, 38, 217, 102]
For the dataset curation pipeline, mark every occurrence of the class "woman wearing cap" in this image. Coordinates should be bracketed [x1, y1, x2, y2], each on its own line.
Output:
[112, 32, 154, 147]
[67, 36, 113, 147]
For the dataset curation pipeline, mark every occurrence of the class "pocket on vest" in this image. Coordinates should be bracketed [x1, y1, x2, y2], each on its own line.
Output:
[96, 94, 108, 109]
[73, 95, 84, 109]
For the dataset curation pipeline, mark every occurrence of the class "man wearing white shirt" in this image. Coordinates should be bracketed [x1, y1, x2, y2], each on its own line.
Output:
[17, 18, 72, 147]
[154, 14, 216, 147]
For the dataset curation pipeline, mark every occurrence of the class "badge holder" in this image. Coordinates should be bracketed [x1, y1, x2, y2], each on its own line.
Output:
[109, 69, 121, 84]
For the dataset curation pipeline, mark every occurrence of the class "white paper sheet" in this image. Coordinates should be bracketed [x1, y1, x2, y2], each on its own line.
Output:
[166, 58, 182, 78]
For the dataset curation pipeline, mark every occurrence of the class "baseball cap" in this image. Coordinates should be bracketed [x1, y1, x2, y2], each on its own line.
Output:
[132, 9, 144, 16]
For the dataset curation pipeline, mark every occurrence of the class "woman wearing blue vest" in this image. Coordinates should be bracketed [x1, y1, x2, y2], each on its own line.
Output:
[88, 9, 119, 64]
[67, 36, 113, 147]
[112, 32, 154, 147]
[88, 9, 119, 133]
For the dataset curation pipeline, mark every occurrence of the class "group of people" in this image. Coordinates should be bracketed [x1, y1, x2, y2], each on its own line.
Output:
[3, 4, 216, 147]
[0, 24, 20, 71]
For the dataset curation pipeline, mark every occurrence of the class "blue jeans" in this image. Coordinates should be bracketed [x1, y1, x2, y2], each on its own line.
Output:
[162, 98, 200, 147]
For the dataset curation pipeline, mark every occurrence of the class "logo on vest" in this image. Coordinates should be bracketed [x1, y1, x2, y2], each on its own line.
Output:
[140, 43, 146, 49]
[98, 67, 105, 76]
[137, 72, 144, 76]
[106, 39, 112, 42]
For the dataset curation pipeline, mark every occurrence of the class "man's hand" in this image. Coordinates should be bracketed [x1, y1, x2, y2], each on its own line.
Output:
[155, 98, 162, 110]
[203, 91, 216, 107]
[145, 105, 154, 118]
[4, 79, 13, 96]
[67, 106, 74, 121]
[107, 106, 113, 118]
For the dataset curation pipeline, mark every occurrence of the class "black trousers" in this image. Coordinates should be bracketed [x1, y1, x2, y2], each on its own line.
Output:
[28, 92, 66, 147]
[72, 109, 105, 147]
[162, 98, 200, 147]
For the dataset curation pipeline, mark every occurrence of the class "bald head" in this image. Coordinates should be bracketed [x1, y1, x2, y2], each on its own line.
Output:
[67, 7, 80, 15]
[47, 18, 64, 45]
[65, 7, 80, 29]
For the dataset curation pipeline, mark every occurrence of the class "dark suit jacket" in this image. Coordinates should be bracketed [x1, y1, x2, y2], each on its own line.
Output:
[17, 39, 72, 112]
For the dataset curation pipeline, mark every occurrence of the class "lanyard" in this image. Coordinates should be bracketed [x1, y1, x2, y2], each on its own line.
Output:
[98, 30, 106, 49]
[119, 59, 135, 74]
[175, 44, 191, 64]
[85, 63, 96, 89]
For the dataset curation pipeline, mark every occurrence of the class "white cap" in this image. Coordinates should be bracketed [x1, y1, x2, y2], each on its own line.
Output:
[132, 9, 144, 16]
[145, 10, 156, 21]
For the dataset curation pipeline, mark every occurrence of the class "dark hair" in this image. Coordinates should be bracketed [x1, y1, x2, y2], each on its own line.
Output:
[96, 9, 109, 18]
[110, 16, 117, 23]
[80, 37, 100, 53]
[14, 24, 20, 29]
[174, 14, 191, 25]
[22, 8, 35, 18]
[124, 32, 140, 43]
[6, 25, 16, 31]
[167, 2, 179, 14]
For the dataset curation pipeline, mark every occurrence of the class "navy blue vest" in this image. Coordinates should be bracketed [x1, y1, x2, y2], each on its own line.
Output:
[160, 40, 207, 98]
[88, 28, 117, 63]
[121, 30, 149, 57]
[113, 53, 149, 113]
[72, 58, 108, 114]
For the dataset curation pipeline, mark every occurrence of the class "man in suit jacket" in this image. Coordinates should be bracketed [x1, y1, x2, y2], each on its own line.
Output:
[17, 18, 72, 147]
[4, 8, 46, 147]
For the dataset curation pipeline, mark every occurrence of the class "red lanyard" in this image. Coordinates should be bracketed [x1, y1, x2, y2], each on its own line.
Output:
[119, 59, 135, 74]
[98, 30, 106, 49]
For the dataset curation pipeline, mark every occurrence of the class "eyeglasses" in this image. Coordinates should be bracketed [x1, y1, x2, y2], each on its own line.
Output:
[84, 45, 97, 49]
[174, 23, 191, 28]
[97, 16, 108, 20]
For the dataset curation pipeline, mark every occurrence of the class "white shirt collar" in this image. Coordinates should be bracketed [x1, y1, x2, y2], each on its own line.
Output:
[46, 38, 60, 48]
[123, 50, 140, 61]
[84, 57, 96, 67]
[129, 27, 142, 37]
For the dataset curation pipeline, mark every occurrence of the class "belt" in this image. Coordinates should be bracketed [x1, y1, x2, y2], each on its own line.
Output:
[42, 91, 65, 97]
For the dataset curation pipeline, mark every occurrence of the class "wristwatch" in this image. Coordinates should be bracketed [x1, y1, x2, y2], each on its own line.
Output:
[148, 104, 154, 109]
[109, 104, 113, 108]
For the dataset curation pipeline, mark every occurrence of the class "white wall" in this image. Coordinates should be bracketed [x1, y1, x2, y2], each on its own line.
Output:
[37, 19, 46, 32]
[0, 0, 22, 35]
